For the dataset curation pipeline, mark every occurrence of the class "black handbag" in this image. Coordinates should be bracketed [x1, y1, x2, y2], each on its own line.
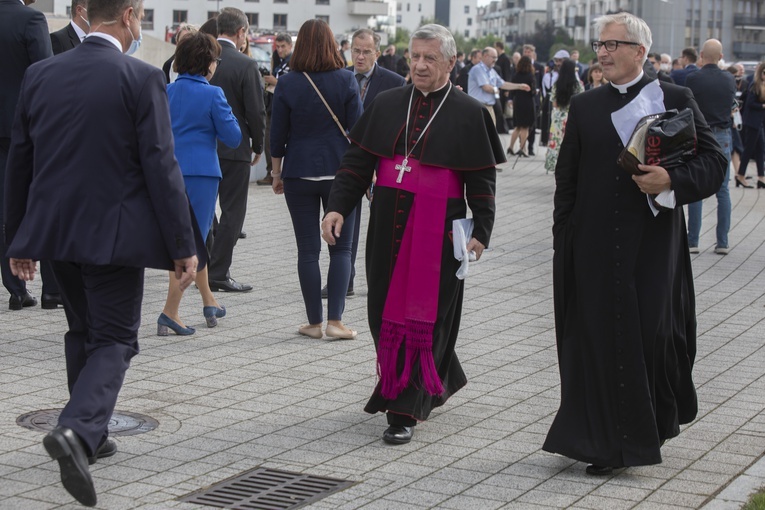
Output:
[617, 108, 697, 175]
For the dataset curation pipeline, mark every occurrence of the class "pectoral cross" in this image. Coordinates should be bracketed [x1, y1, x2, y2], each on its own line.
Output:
[395, 158, 411, 183]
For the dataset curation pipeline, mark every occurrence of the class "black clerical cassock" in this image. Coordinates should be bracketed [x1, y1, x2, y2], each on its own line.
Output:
[326, 83, 503, 422]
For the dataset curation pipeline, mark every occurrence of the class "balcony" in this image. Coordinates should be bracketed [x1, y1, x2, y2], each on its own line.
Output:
[347, 0, 388, 16]
[733, 15, 765, 27]
[732, 42, 765, 58]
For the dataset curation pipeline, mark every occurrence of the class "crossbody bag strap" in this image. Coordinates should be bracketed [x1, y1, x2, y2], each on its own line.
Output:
[303, 72, 350, 143]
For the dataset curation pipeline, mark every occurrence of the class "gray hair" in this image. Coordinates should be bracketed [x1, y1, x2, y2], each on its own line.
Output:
[217, 7, 248, 37]
[594, 12, 652, 62]
[409, 24, 456, 61]
[352, 28, 381, 50]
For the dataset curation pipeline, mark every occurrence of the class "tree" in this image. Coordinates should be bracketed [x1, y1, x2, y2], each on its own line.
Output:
[519, 20, 572, 62]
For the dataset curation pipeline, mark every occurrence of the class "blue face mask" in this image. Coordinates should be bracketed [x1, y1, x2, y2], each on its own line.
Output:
[125, 13, 142, 56]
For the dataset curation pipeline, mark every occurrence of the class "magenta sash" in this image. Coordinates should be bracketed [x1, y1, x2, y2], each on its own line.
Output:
[376, 155, 463, 400]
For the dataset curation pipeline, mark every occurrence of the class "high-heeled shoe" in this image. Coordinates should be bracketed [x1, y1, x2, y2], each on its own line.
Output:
[735, 175, 753, 188]
[758, 179, 765, 189]
[299, 324, 323, 339]
[203, 305, 226, 328]
[325, 324, 357, 340]
[157, 313, 195, 336]
[507, 147, 516, 156]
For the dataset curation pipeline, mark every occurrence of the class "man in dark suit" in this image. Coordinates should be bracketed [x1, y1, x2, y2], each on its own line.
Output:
[257, 32, 292, 186]
[523, 44, 545, 156]
[208, 7, 266, 292]
[4, 0, 199, 505]
[0, 0, 55, 311]
[670, 47, 699, 87]
[321, 28, 405, 299]
[50, 0, 89, 55]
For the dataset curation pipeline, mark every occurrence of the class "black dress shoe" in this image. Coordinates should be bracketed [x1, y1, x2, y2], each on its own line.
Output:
[43, 426, 97, 506]
[321, 284, 355, 299]
[382, 425, 414, 444]
[8, 292, 37, 310]
[527, 149, 535, 156]
[238, 231, 247, 239]
[209, 278, 253, 292]
[87, 438, 117, 465]
[41, 293, 63, 309]
[585, 464, 613, 476]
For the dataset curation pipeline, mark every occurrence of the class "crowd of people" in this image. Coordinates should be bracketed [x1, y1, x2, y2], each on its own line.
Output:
[0, 0, 758, 506]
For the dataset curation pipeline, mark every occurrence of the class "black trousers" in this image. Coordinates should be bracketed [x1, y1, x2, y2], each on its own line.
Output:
[1, 139, 60, 298]
[52, 261, 143, 456]
[208, 158, 250, 281]
[349, 198, 363, 288]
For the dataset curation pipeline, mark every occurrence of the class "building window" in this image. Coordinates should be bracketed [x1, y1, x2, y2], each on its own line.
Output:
[172, 10, 187, 24]
[397, 2, 402, 11]
[142, 8, 154, 31]
[207, 11, 218, 20]
[274, 0, 287, 3]
[245, 0, 260, 2]
[407, 3, 410, 11]
[467, 17, 472, 25]
[274, 13, 287, 29]
[316, 0, 329, 4]
[464, 5, 469, 13]
[397, 14, 402, 22]
[316, 15, 329, 23]
[246, 13, 259, 26]
[418, 3, 422, 11]
[464, 29, 469, 38]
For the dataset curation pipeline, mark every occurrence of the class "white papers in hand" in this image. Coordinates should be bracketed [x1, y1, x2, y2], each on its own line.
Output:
[453, 218, 476, 280]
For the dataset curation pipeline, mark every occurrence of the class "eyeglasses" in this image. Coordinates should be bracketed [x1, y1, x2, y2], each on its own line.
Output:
[351, 48, 376, 57]
[591, 40, 640, 52]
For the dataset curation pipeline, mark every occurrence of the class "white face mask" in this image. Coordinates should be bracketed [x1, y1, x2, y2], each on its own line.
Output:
[660, 63, 671, 72]
[125, 12, 142, 55]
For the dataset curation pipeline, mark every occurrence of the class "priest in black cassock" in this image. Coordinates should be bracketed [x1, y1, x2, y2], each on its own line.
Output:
[545, 13, 726, 475]
[322, 24, 503, 445]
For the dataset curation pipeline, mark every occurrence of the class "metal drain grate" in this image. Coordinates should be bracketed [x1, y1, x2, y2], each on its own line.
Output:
[179, 467, 356, 509]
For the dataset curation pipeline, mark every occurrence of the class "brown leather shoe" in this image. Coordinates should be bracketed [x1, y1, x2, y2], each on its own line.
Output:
[256, 174, 273, 185]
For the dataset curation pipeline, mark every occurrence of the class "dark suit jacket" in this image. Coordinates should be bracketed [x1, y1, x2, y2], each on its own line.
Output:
[4, 37, 196, 271]
[270, 69, 362, 179]
[670, 64, 699, 87]
[162, 55, 174, 84]
[50, 22, 80, 55]
[348, 64, 406, 109]
[210, 40, 265, 161]
[0, 0, 52, 139]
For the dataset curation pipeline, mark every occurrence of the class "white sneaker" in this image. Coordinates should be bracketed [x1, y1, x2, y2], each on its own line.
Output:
[688, 246, 699, 254]
[714, 246, 729, 255]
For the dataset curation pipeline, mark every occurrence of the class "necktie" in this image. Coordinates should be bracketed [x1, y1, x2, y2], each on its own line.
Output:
[355, 73, 364, 87]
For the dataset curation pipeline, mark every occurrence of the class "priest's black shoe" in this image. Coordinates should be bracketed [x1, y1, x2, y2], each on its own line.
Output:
[41, 293, 63, 309]
[9, 291, 37, 310]
[43, 426, 97, 507]
[87, 438, 117, 465]
[585, 464, 613, 476]
[382, 425, 413, 445]
[238, 231, 247, 239]
[321, 284, 355, 299]
[209, 278, 253, 292]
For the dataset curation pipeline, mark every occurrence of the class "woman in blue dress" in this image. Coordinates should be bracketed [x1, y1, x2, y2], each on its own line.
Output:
[158, 32, 241, 335]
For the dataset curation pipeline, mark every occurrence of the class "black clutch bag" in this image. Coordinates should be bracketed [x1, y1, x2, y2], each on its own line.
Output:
[617, 109, 697, 175]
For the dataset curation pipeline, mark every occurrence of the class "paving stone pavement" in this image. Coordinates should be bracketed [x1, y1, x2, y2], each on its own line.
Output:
[1, 147, 764, 510]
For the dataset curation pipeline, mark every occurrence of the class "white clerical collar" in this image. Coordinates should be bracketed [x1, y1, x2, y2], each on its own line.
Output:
[610, 70, 644, 94]
[85, 32, 122, 52]
[217, 38, 237, 48]
[420, 80, 450, 97]
[70, 20, 87, 42]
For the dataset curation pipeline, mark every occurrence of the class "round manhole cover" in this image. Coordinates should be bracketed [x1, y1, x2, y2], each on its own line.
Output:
[17, 409, 158, 436]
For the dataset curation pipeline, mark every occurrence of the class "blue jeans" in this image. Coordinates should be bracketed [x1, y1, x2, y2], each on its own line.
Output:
[687, 127, 731, 249]
[283, 178, 356, 324]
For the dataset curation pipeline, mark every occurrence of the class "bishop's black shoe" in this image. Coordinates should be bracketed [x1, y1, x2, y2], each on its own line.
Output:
[585, 464, 613, 476]
[382, 425, 414, 445]
[41, 293, 64, 309]
[43, 426, 97, 506]
[209, 278, 253, 292]
[87, 438, 117, 465]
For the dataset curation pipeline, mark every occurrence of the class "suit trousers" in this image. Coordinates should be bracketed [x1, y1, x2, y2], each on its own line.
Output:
[0, 138, 27, 297]
[349, 198, 363, 288]
[208, 158, 250, 281]
[51, 261, 143, 456]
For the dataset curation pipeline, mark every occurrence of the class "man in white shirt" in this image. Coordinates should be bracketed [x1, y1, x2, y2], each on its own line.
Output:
[467, 47, 529, 124]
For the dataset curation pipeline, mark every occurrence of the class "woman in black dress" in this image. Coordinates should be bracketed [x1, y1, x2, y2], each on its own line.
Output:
[507, 56, 536, 156]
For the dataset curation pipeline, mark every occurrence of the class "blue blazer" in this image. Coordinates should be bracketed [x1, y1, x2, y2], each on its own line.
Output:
[348, 64, 406, 109]
[4, 37, 196, 271]
[270, 69, 363, 179]
[168, 74, 241, 179]
[669, 64, 699, 87]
